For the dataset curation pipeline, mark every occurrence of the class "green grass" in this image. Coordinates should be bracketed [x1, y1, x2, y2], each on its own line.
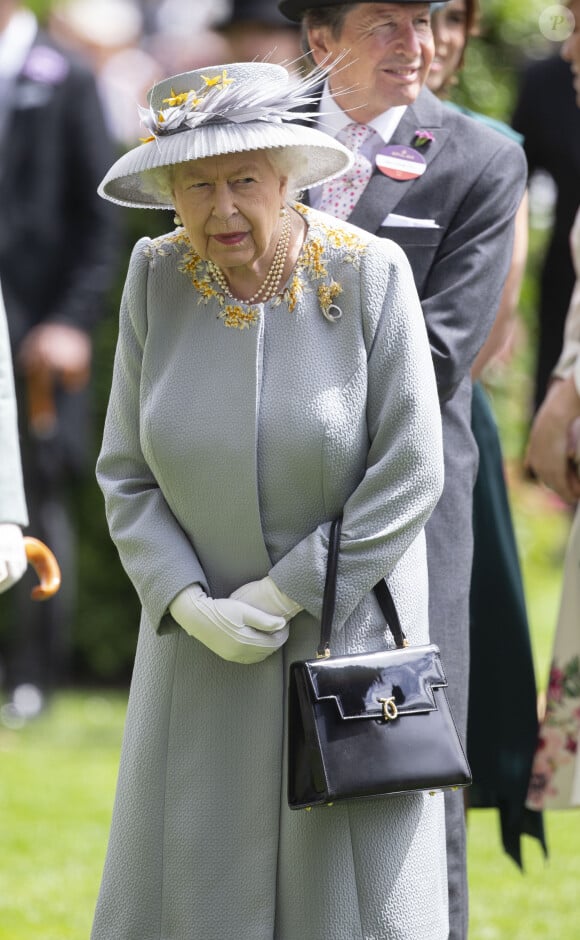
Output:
[469, 810, 580, 939]
[0, 693, 126, 940]
[2, 676, 579, 938]
[467, 471, 579, 940]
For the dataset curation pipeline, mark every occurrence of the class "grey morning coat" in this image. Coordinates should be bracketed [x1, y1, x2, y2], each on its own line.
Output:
[91, 207, 447, 940]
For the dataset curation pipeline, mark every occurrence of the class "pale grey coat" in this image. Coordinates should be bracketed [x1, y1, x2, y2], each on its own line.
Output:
[92, 207, 447, 940]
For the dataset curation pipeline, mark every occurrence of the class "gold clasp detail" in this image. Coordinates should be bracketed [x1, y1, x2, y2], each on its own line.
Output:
[378, 697, 398, 721]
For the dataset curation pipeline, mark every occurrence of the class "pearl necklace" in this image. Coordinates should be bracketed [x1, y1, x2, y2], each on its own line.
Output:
[208, 211, 291, 305]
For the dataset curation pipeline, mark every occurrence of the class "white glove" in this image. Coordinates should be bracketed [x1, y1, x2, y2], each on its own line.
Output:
[169, 583, 289, 664]
[230, 575, 303, 623]
[0, 523, 27, 594]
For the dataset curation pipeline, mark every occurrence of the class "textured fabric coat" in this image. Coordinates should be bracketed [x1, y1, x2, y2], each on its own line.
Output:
[92, 207, 447, 940]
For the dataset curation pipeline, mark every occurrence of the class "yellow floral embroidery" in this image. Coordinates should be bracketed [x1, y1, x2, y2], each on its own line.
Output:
[315, 218, 367, 268]
[142, 228, 189, 262]
[165, 205, 367, 329]
[317, 281, 343, 318]
[300, 238, 328, 280]
[177, 241, 258, 328]
[218, 305, 260, 329]
[278, 274, 304, 313]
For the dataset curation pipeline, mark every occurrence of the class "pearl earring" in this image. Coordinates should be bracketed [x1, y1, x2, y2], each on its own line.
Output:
[174, 213, 182, 227]
[280, 206, 287, 218]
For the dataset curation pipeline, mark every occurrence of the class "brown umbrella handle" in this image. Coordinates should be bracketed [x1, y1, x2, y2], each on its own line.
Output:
[25, 369, 58, 437]
[23, 537, 61, 601]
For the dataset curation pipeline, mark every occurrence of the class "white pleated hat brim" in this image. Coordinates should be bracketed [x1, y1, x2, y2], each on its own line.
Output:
[98, 121, 353, 209]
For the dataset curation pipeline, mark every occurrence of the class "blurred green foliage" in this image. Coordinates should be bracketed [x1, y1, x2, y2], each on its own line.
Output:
[456, 0, 564, 118]
[25, 0, 53, 22]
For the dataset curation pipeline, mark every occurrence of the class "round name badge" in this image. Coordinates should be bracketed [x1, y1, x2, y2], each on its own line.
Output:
[375, 145, 427, 181]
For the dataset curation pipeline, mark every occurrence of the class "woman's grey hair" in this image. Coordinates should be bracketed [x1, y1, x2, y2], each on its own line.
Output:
[141, 147, 308, 205]
[267, 148, 308, 200]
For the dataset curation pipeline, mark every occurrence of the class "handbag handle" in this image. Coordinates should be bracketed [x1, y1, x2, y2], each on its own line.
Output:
[317, 516, 408, 657]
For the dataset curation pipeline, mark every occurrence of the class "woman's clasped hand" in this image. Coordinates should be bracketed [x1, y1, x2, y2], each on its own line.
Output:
[169, 579, 292, 664]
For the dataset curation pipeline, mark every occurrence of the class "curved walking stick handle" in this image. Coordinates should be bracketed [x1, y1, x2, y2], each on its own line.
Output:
[23, 537, 62, 601]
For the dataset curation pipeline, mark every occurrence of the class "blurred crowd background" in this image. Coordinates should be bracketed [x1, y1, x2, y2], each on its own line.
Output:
[0, 0, 578, 704]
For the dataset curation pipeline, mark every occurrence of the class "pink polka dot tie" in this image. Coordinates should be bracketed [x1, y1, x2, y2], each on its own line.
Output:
[318, 123, 375, 221]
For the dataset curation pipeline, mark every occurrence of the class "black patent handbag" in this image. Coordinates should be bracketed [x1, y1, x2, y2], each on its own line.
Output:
[287, 517, 472, 809]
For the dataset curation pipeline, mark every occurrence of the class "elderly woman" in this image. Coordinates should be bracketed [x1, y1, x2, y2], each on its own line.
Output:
[92, 61, 446, 939]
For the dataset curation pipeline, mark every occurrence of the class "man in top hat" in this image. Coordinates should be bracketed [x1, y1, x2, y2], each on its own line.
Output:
[278, 2, 527, 938]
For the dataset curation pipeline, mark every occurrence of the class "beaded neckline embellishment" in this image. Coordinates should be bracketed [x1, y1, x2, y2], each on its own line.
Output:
[161, 204, 367, 329]
[207, 210, 291, 308]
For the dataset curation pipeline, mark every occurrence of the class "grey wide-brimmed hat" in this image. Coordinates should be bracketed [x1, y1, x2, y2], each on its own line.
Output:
[279, 0, 447, 24]
[98, 61, 353, 209]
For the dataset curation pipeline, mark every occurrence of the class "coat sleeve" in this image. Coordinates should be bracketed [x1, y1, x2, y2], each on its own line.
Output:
[0, 284, 27, 526]
[269, 239, 444, 625]
[423, 139, 528, 403]
[96, 240, 208, 634]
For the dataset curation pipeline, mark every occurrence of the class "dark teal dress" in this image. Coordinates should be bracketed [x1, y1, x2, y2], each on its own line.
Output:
[470, 383, 546, 865]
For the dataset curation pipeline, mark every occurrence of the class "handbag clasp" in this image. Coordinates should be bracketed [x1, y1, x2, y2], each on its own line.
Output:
[378, 697, 398, 721]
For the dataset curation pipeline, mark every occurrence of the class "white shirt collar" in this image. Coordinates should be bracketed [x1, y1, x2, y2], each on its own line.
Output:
[316, 80, 407, 144]
[0, 9, 38, 79]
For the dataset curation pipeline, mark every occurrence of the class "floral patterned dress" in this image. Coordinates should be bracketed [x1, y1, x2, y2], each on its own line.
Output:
[527, 210, 580, 811]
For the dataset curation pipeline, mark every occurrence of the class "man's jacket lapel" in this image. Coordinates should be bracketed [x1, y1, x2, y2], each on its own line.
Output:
[294, 85, 450, 232]
[348, 89, 449, 233]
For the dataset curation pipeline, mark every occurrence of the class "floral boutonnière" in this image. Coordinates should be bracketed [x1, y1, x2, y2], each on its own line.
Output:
[412, 129, 435, 147]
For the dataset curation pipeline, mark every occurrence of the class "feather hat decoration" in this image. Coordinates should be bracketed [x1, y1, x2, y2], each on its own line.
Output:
[140, 62, 334, 136]
[98, 60, 353, 210]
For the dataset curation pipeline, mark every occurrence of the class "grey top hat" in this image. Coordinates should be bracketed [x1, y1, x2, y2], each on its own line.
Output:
[279, 0, 447, 24]
[98, 61, 353, 209]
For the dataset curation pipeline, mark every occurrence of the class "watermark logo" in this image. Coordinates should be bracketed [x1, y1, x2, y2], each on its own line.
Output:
[539, 5, 575, 41]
